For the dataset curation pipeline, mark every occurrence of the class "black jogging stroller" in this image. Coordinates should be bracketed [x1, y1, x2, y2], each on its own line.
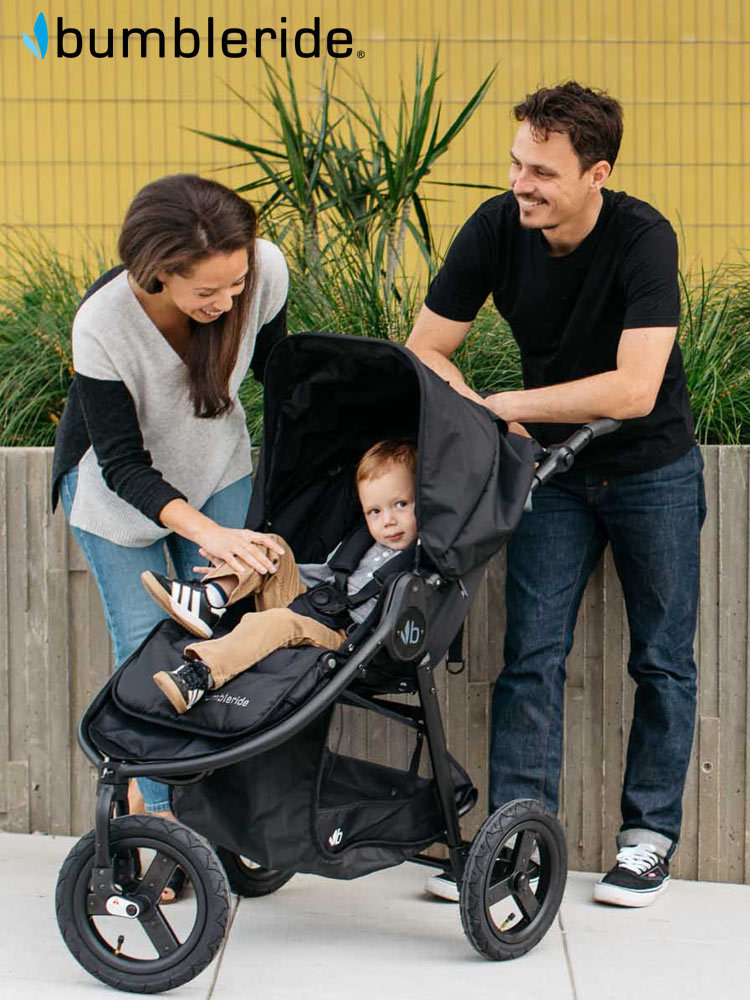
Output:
[55, 333, 619, 993]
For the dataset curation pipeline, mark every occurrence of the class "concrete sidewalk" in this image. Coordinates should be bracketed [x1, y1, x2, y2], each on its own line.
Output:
[1, 830, 748, 999]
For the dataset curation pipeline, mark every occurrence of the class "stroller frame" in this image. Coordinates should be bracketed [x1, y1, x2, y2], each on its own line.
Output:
[56, 331, 620, 993]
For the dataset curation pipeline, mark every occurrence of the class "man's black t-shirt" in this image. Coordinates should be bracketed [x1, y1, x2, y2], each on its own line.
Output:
[425, 189, 695, 476]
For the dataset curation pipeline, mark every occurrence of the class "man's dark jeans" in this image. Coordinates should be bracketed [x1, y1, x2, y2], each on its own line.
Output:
[489, 445, 706, 859]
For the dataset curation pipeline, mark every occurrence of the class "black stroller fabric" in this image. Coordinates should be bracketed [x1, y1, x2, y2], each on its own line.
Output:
[174, 701, 476, 878]
[87, 333, 536, 880]
[249, 333, 535, 576]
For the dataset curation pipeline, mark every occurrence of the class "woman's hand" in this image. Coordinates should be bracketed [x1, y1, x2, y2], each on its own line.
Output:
[159, 499, 286, 576]
[196, 526, 285, 577]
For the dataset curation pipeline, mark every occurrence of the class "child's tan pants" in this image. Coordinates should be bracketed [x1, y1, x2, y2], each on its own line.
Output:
[185, 535, 345, 688]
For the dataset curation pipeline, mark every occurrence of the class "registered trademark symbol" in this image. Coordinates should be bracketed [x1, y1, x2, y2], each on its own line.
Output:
[357, 49, 365, 58]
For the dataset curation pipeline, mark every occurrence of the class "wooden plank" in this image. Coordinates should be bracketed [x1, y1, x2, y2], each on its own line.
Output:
[601, 547, 627, 859]
[6, 760, 30, 833]
[445, 661, 469, 779]
[71, 569, 112, 834]
[676, 445, 720, 880]
[562, 682, 585, 871]
[69, 568, 90, 834]
[486, 552, 504, 680]
[697, 716, 720, 882]
[6, 452, 28, 779]
[365, 691, 389, 769]
[466, 565, 489, 683]
[717, 447, 749, 883]
[26, 451, 50, 832]
[581, 559, 605, 871]
[744, 449, 750, 885]
[47, 568, 72, 834]
[386, 692, 409, 773]
[562, 569, 588, 870]
[464, 681, 489, 840]
[46, 449, 72, 834]
[699, 447, 720, 718]
[0, 453, 9, 816]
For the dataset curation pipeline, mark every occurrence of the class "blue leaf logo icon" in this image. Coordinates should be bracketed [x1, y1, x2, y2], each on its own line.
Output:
[22, 12, 48, 59]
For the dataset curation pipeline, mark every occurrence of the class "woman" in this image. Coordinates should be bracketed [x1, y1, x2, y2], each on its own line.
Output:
[52, 174, 287, 852]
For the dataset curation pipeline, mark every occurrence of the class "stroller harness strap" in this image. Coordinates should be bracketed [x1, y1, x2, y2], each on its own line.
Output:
[293, 526, 417, 631]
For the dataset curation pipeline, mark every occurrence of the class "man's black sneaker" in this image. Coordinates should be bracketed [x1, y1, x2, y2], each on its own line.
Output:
[141, 571, 225, 638]
[153, 659, 214, 714]
[594, 844, 670, 907]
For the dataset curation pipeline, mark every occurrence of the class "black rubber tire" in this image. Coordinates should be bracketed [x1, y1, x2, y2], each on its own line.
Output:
[55, 815, 231, 994]
[214, 846, 295, 897]
[460, 798, 567, 961]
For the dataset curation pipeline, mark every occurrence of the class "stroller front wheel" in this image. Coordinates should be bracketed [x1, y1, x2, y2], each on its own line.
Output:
[460, 798, 567, 961]
[214, 847, 295, 897]
[55, 814, 231, 994]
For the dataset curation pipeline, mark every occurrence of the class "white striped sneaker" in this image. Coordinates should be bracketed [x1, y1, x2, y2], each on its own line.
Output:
[153, 659, 214, 714]
[141, 571, 225, 639]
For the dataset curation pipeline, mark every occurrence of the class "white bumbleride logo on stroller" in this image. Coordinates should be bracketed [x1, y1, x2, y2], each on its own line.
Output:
[397, 619, 424, 646]
[328, 827, 344, 847]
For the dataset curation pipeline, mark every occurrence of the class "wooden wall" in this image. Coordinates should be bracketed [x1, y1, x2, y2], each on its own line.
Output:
[1, 446, 748, 883]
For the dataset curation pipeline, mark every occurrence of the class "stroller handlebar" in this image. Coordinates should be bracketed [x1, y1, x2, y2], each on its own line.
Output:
[531, 418, 622, 491]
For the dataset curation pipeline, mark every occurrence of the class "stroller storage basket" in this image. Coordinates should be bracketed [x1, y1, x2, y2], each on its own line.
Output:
[174, 697, 475, 880]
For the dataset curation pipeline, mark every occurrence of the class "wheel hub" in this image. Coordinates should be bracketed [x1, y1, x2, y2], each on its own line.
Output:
[104, 895, 142, 919]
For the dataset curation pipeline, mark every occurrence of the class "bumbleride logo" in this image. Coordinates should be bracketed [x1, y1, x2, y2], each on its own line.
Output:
[207, 692, 250, 708]
[328, 827, 343, 848]
[397, 619, 424, 647]
[22, 12, 48, 58]
[26, 13, 356, 60]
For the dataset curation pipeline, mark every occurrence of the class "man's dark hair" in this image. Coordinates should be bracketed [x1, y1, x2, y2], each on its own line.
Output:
[513, 81, 624, 172]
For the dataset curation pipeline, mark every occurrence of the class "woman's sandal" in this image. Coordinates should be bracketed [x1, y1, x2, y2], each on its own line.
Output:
[161, 866, 186, 904]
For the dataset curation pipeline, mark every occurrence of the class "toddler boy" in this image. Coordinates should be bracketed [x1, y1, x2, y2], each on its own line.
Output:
[142, 441, 418, 713]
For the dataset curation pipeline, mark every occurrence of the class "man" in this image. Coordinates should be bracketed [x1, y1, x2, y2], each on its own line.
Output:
[406, 82, 705, 907]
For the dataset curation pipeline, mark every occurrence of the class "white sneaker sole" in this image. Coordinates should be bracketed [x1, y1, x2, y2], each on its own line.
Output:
[594, 876, 670, 907]
[141, 571, 214, 639]
[425, 871, 540, 904]
[424, 874, 459, 902]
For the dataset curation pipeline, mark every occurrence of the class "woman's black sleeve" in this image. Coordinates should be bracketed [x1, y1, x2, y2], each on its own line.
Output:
[250, 302, 288, 384]
[75, 373, 186, 524]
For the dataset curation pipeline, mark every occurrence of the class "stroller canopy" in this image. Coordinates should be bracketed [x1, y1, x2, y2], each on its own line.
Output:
[249, 333, 535, 580]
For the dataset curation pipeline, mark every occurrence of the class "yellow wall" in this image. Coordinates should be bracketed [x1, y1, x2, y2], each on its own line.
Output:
[1, 0, 748, 273]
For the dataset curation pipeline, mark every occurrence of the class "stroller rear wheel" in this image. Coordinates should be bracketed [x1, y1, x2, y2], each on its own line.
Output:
[460, 798, 567, 961]
[55, 815, 231, 994]
[214, 847, 295, 897]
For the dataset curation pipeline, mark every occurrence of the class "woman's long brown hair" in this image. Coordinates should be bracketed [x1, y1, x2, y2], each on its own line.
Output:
[118, 174, 258, 418]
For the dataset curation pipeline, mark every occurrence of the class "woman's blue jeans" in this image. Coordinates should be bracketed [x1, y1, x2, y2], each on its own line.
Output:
[60, 468, 252, 812]
[489, 445, 706, 859]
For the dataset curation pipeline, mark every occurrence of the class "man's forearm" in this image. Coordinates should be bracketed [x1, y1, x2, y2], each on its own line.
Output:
[409, 346, 485, 405]
[487, 368, 653, 423]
